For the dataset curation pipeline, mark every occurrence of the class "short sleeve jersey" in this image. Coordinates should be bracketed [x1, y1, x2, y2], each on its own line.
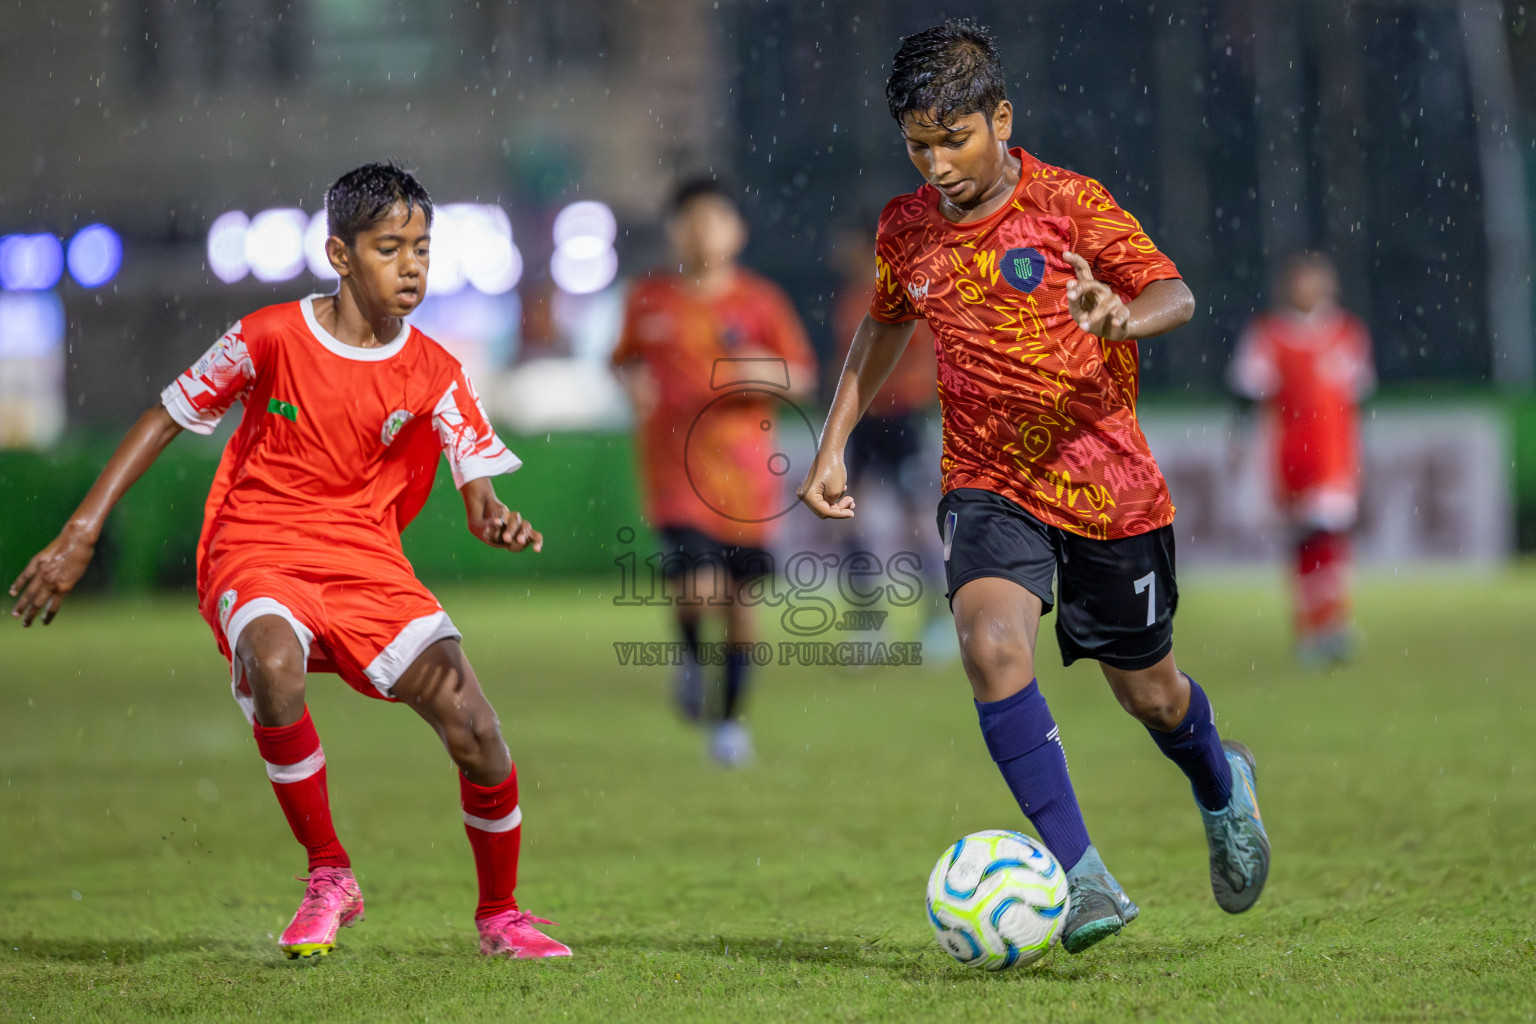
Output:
[1229, 307, 1374, 500]
[869, 147, 1181, 540]
[161, 296, 520, 591]
[611, 270, 816, 546]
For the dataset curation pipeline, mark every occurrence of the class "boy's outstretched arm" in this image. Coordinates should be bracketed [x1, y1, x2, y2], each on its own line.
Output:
[797, 314, 918, 520]
[9, 404, 183, 626]
[461, 476, 542, 553]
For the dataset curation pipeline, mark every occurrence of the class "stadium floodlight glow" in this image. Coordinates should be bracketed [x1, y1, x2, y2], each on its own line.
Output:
[460, 206, 521, 295]
[425, 204, 520, 297]
[0, 233, 65, 291]
[0, 290, 66, 359]
[207, 211, 251, 283]
[550, 201, 618, 296]
[304, 211, 338, 280]
[66, 224, 122, 288]
[425, 205, 469, 297]
[552, 201, 617, 247]
[463, 234, 523, 295]
[550, 235, 619, 295]
[245, 207, 307, 282]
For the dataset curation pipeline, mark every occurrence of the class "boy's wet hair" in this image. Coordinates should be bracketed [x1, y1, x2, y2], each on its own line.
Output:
[669, 176, 735, 216]
[886, 19, 1008, 131]
[326, 162, 434, 245]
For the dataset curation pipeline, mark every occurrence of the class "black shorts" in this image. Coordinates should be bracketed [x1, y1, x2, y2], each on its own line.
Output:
[655, 526, 773, 583]
[936, 488, 1177, 671]
[847, 411, 927, 486]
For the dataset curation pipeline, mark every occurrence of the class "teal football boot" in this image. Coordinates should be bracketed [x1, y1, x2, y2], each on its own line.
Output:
[1200, 740, 1270, 913]
[1062, 845, 1140, 954]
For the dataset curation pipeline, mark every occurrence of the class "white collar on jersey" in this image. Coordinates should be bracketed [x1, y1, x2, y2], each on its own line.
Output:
[300, 294, 412, 362]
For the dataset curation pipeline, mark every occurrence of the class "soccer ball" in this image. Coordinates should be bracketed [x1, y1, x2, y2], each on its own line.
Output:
[925, 829, 1069, 970]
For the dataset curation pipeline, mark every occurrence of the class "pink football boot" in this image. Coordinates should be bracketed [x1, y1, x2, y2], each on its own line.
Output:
[279, 867, 365, 959]
[476, 909, 572, 958]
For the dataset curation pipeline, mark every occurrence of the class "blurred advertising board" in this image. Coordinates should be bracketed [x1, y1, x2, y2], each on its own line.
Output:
[1144, 406, 1511, 566]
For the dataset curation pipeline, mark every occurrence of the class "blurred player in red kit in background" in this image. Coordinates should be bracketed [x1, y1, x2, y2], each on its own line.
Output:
[1230, 252, 1375, 666]
[612, 177, 816, 766]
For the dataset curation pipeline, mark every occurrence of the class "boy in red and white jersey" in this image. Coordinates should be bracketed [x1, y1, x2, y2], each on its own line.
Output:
[1231, 253, 1375, 665]
[9, 163, 570, 961]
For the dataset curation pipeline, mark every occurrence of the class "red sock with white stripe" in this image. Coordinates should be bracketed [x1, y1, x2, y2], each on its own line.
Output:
[252, 707, 349, 871]
[1295, 530, 1350, 638]
[460, 766, 521, 920]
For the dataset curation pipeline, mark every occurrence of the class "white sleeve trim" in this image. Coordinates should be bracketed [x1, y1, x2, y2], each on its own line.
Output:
[162, 320, 253, 434]
[1228, 327, 1277, 400]
[160, 382, 223, 435]
[453, 448, 524, 488]
[432, 380, 523, 489]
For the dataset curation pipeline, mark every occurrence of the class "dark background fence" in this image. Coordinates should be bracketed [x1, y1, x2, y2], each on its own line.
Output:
[2, 1, 1534, 582]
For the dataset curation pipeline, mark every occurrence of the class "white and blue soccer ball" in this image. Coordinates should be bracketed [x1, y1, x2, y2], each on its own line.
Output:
[925, 829, 1069, 970]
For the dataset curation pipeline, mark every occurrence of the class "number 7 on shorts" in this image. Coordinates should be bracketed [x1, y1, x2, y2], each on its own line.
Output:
[1134, 571, 1156, 628]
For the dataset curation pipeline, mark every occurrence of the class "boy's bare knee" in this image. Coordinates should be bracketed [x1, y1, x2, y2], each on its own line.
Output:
[236, 616, 307, 724]
[1124, 692, 1183, 731]
[238, 618, 304, 678]
[444, 712, 510, 781]
[400, 644, 510, 781]
[1109, 675, 1184, 730]
[958, 614, 1030, 678]
[248, 646, 303, 686]
[1103, 659, 1187, 731]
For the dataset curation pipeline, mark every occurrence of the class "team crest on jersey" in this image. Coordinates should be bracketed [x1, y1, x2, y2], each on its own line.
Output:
[907, 279, 930, 304]
[380, 409, 415, 446]
[217, 589, 238, 631]
[1000, 247, 1046, 294]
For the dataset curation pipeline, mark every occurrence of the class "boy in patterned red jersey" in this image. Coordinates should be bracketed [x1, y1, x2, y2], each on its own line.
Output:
[1230, 253, 1374, 666]
[799, 21, 1270, 954]
[8, 163, 570, 961]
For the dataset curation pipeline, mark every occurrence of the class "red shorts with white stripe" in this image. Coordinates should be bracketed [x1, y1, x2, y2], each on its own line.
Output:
[199, 520, 459, 722]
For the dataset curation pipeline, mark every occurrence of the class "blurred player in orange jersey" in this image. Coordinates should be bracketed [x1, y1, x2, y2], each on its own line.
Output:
[1230, 252, 1375, 666]
[8, 164, 570, 961]
[612, 177, 816, 766]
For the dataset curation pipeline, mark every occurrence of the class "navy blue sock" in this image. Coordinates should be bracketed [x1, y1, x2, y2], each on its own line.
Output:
[721, 650, 751, 721]
[1146, 676, 1232, 812]
[975, 681, 1092, 872]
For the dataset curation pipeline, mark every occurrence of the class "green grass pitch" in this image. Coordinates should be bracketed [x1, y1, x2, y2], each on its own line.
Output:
[2, 570, 1534, 1022]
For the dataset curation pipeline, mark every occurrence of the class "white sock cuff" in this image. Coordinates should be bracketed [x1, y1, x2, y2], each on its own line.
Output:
[265, 747, 325, 785]
[463, 804, 522, 833]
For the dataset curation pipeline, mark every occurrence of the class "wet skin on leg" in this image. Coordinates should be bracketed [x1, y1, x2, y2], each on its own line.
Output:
[236, 614, 309, 728]
[392, 637, 511, 786]
[1100, 652, 1190, 733]
[951, 576, 1042, 702]
[953, 577, 1136, 954]
[237, 614, 362, 956]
